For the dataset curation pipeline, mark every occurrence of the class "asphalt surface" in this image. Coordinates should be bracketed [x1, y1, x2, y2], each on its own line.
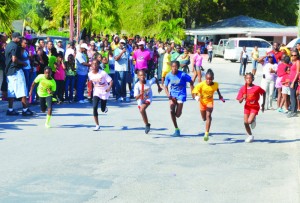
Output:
[0, 57, 299, 203]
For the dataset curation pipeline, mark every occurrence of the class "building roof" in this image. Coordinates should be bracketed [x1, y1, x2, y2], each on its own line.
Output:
[201, 15, 286, 29]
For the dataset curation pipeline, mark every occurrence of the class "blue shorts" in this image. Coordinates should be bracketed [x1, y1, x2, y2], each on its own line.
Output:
[172, 95, 186, 103]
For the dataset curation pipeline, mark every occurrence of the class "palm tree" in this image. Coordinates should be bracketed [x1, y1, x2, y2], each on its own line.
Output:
[0, 0, 19, 32]
[157, 18, 186, 44]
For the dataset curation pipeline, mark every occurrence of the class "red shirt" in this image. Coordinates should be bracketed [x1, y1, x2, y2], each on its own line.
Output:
[267, 50, 283, 63]
[236, 85, 265, 108]
[277, 63, 291, 77]
[281, 74, 290, 86]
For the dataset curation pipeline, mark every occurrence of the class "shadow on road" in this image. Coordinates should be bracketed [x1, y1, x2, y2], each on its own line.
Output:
[209, 137, 300, 145]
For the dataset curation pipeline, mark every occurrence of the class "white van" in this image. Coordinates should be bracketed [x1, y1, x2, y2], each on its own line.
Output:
[224, 38, 272, 62]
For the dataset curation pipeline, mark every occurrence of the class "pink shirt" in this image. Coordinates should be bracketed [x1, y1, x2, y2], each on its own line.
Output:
[133, 49, 151, 70]
[277, 63, 289, 77]
[54, 63, 66, 81]
[88, 70, 112, 100]
[289, 62, 298, 82]
[194, 53, 203, 67]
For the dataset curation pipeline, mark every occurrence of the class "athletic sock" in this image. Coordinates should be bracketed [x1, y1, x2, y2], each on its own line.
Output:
[175, 128, 180, 131]
[46, 115, 51, 125]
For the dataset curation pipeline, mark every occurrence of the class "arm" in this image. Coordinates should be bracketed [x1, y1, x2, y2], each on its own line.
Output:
[261, 92, 266, 112]
[29, 82, 37, 97]
[155, 77, 162, 93]
[61, 61, 66, 70]
[12, 55, 26, 66]
[164, 85, 172, 99]
[114, 49, 126, 61]
[290, 60, 300, 88]
[189, 80, 194, 96]
[106, 80, 113, 92]
[217, 88, 223, 100]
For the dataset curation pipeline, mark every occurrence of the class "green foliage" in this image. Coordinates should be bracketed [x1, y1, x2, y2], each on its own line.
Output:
[157, 18, 186, 43]
[0, 0, 19, 32]
[46, 29, 70, 37]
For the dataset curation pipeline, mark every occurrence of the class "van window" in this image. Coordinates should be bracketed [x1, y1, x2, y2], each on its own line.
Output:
[226, 40, 236, 49]
[238, 40, 270, 48]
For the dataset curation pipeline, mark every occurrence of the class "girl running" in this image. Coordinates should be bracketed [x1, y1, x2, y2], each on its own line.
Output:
[192, 69, 223, 141]
[236, 73, 266, 143]
[164, 61, 194, 136]
[29, 67, 56, 128]
[134, 70, 162, 134]
[88, 59, 113, 131]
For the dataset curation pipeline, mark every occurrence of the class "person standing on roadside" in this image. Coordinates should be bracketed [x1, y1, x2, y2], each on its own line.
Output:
[251, 46, 259, 76]
[76, 43, 91, 103]
[207, 41, 213, 63]
[239, 46, 248, 76]
[5, 32, 34, 116]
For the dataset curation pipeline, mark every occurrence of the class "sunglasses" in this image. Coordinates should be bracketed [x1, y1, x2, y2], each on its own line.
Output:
[291, 54, 298, 56]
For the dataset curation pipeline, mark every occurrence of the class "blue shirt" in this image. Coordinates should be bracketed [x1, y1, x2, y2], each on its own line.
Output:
[164, 71, 191, 98]
[114, 48, 129, 71]
[75, 52, 89, 75]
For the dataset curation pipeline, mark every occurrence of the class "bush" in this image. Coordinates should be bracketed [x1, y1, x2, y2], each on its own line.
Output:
[46, 29, 69, 37]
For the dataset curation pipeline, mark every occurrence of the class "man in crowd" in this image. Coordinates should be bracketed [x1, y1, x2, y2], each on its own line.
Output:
[5, 32, 33, 116]
[133, 41, 151, 81]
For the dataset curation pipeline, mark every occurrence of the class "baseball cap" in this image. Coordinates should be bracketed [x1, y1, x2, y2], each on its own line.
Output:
[120, 39, 126, 44]
[80, 43, 89, 50]
[137, 41, 145, 46]
[12, 32, 22, 39]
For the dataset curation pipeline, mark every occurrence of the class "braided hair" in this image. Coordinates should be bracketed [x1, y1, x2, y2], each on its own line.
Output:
[244, 72, 254, 81]
[206, 68, 214, 79]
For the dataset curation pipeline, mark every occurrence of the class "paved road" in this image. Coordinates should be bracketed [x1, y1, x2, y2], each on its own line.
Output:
[0, 58, 299, 203]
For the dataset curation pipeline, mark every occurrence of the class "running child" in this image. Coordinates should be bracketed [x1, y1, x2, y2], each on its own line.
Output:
[29, 67, 56, 128]
[236, 72, 266, 143]
[192, 69, 223, 141]
[134, 70, 162, 134]
[88, 59, 113, 131]
[164, 61, 194, 136]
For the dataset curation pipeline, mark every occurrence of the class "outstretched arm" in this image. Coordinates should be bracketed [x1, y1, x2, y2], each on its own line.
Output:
[155, 77, 162, 93]
[217, 88, 223, 100]
[261, 92, 266, 112]
[29, 82, 36, 97]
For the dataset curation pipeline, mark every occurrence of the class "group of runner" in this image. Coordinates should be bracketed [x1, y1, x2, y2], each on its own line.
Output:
[3, 32, 300, 143]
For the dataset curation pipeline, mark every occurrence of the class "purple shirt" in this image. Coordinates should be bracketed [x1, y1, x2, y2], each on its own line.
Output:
[194, 53, 203, 67]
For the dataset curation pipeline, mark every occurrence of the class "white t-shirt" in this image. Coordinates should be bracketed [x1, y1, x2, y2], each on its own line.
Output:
[65, 48, 75, 61]
[134, 78, 156, 105]
[88, 70, 112, 100]
[262, 63, 278, 81]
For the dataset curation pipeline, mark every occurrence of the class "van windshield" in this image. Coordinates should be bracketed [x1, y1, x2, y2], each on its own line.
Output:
[239, 40, 270, 48]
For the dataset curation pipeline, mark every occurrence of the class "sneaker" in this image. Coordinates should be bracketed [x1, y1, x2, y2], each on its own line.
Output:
[93, 125, 100, 131]
[172, 129, 181, 137]
[104, 107, 108, 113]
[6, 109, 19, 116]
[22, 109, 34, 116]
[45, 123, 51, 128]
[117, 97, 124, 102]
[84, 99, 90, 103]
[204, 132, 209, 141]
[245, 135, 254, 143]
[277, 108, 283, 113]
[78, 100, 85, 104]
[283, 109, 289, 113]
[145, 123, 151, 134]
[287, 112, 298, 118]
[250, 118, 256, 129]
[125, 97, 131, 102]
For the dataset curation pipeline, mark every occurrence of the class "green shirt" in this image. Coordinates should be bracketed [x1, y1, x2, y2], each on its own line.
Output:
[48, 56, 57, 72]
[65, 61, 76, 76]
[34, 74, 56, 97]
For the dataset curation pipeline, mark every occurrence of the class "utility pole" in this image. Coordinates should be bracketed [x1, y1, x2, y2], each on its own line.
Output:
[77, 0, 81, 42]
[69, 0, 74, 42]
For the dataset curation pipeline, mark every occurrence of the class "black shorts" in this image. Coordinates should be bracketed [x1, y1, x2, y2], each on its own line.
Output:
[40, 96, 52, 112]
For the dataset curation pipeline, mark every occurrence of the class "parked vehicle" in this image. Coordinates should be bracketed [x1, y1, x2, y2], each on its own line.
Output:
[212, 39, 228, 57]
[286, 37, 300, 49]
[224, 38, 272, 62]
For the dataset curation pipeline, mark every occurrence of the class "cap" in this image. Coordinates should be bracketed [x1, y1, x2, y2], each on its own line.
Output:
[120, 39, 126, 44]
[114, 35, 119, 40]
[137, 41, 145, 46]
[80, 43, 89, 50]
[90, 40, 95, 45]
[12, 32, 22, 39]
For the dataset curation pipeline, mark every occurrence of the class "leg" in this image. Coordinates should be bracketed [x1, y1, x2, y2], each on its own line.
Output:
[239, 63, 243, 75]
[100, 99, 107, 112]
[197, 70, 202, 83]
[40, 97, 47, 112]
[175, 102, 183, 118]
[139, 103, 150, 125]
[200, 110, 206, 121]
[170, 100, 178, 128]
[120, 71, 127, 98]
[65, 76, 70, 100]
[244, 114, 252, 135]
[205, 108, 213, 133]
[277, 88, 282, 109]
[45, 96, 53, 128]
[114, 71, 122, 99]
[268, 80, 275, 109]
[93, 96, 100, 126]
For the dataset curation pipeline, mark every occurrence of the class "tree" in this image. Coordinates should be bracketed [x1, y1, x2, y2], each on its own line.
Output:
[0, 0, 19, 32]
[156, 18, 186, 43]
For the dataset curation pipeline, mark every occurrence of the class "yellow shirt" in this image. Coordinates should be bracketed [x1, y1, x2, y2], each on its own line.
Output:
[192, 80, 219, 104]
[163, 53, 171, 72]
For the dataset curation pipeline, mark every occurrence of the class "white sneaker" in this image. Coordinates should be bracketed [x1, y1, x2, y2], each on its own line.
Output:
[78, 100, 85, 103]
[250, 118, 256, 129]
[93, 125, 100, 131]
[104, 107, 108, 113]
[83, 99, 90, 103]
[245, 135, 254, 143]
[117, 97, 123, 102]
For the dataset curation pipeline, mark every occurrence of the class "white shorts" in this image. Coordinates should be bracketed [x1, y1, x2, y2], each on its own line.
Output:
[137, 98, 152, 106]
[282, 86, 290, 95]
[7, 69, 27, 98]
